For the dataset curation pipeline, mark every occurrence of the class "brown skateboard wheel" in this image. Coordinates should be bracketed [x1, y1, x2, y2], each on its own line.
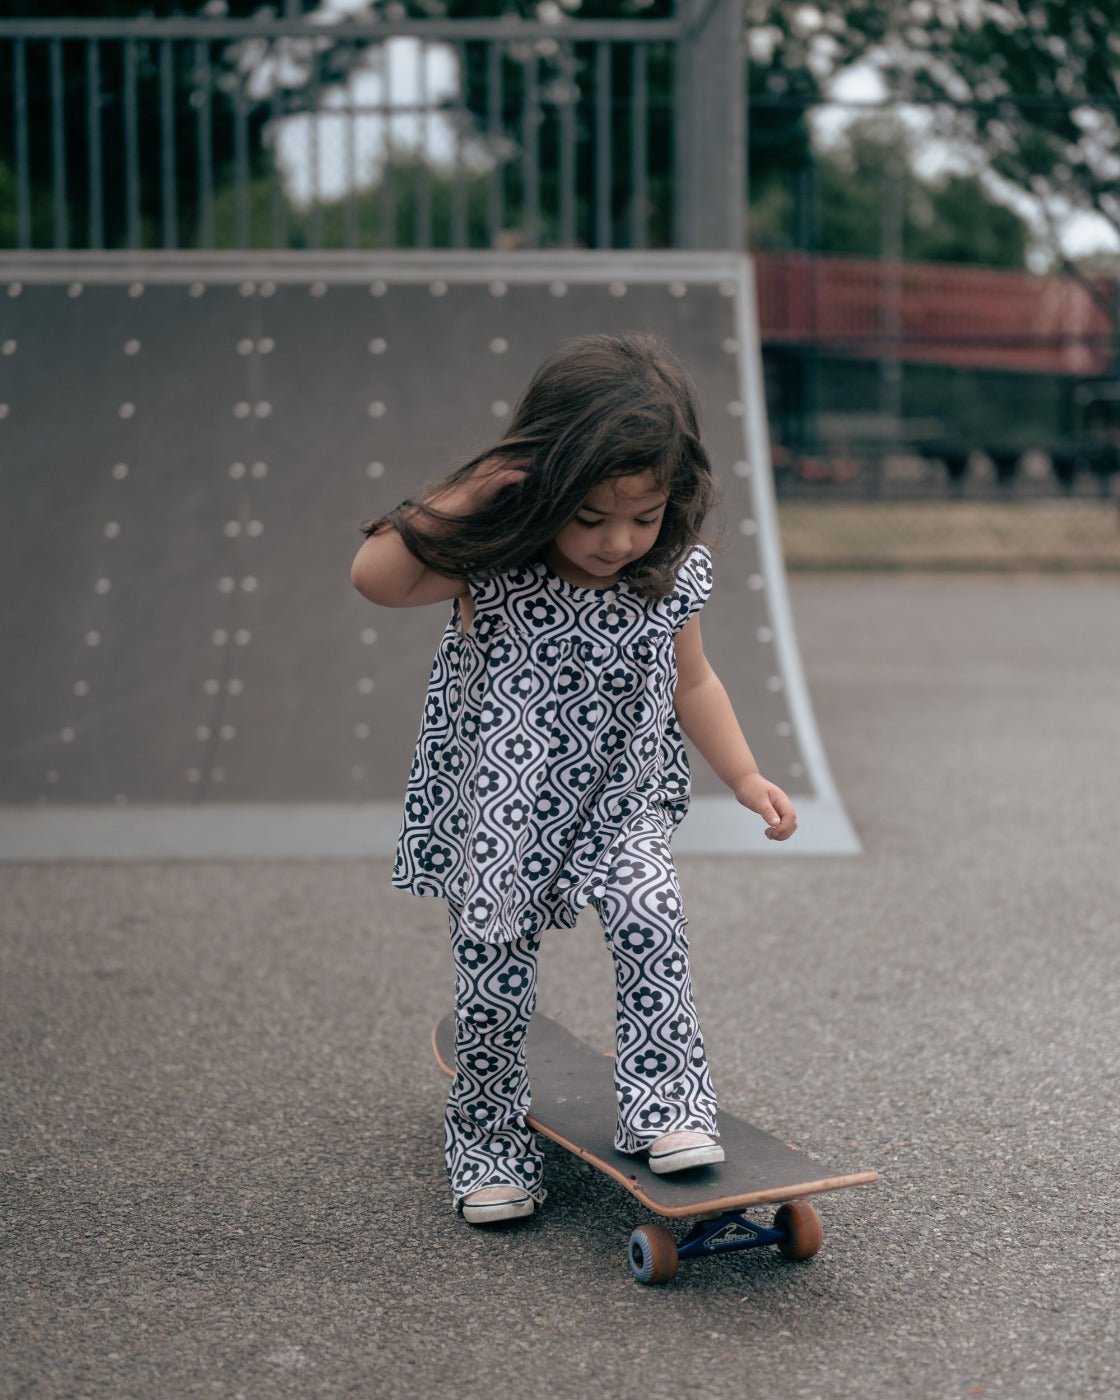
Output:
[628, 1224, 679, 1284]
[774, 1200, 823, 1260]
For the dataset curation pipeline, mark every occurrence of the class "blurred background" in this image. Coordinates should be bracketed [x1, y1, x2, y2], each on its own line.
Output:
[3, 0, 1118, 569]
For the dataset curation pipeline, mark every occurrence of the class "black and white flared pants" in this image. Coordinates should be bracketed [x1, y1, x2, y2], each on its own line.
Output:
[444, 812, 718, 1208]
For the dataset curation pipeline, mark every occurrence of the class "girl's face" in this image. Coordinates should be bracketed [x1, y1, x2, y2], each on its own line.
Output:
[546, 471, 668, 588]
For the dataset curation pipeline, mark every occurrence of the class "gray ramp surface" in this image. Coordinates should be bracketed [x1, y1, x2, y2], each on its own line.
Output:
[0, 252, 857, 858]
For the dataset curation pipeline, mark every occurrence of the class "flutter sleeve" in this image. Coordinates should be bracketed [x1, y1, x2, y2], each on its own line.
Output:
[668, 543, 714, 636]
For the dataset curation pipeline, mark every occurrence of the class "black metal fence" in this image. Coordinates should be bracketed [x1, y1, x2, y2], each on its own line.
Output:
[0, 5, 743, 254]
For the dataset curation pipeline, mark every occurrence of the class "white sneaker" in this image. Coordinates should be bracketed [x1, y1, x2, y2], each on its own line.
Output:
[647, 1131, 725, 1175]
[461, 1185, 535, 1224]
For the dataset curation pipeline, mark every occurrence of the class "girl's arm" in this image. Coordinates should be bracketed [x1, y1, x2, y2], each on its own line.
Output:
[350, 508, 466, 608]
[672, 615, 798, 841]
[350, 459, 528, 607]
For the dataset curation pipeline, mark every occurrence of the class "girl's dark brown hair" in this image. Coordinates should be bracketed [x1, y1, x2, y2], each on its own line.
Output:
[359, 331, 723, 600]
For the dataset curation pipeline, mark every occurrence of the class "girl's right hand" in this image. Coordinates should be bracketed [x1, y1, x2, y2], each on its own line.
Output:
[430, 458, 530, 517]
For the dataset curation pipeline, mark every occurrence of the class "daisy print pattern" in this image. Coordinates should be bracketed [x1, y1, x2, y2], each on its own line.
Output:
[393, 545, 714, 944]
[443, 811, 718, 1204]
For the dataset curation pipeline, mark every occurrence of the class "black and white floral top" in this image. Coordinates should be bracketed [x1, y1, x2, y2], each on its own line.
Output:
[391, 544, 714, 943]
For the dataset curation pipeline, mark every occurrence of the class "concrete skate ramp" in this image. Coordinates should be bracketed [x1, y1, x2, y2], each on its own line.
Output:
[0, 253, 859, 859]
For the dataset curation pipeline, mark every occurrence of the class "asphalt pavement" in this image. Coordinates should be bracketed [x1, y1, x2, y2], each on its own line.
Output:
[3, 573, 1119, 1399]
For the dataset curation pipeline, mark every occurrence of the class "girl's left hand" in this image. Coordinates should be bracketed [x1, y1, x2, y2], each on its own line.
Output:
[735, 773, 798, 841]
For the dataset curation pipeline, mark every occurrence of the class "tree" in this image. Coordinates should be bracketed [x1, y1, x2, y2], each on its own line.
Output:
[390, 0, 676, 249]
[745, 2, 1120, 263]
[814, 117, 1030, 267]
[0, 0, 370, 249]
[879, 1, 1120, 272]
[744, 0, 886, 227]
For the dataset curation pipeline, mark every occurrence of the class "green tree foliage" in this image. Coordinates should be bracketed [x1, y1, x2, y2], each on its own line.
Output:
[744, 1, 882, 254]
[0, 0, 370, 249]
[759, 117, 1031, 267]
[746, 2, 1119, 265]
[908, 170, 1030, 269]
[876, 0, 1120, 270]
[390, 0, 676, 249]
[0, 0, 679, 249]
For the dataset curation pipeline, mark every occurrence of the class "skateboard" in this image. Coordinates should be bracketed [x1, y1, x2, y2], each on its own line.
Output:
[432, 1011, 878, 1284]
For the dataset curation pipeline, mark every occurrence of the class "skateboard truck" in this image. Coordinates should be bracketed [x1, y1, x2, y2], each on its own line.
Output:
[628, 1199, 824, 1285]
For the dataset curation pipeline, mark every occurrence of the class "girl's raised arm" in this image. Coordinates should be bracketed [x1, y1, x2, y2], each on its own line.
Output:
[349, 460, 527, 607]
[349, 513, 466, 608]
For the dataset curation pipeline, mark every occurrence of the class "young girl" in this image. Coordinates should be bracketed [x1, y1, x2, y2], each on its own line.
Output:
[351, 332, 797, 1225]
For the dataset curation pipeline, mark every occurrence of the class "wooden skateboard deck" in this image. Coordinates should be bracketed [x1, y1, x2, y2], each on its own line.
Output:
[432, 1011, 877, 1282]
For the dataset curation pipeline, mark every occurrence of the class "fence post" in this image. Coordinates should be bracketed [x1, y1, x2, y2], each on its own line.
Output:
[673, 0, 744, 251]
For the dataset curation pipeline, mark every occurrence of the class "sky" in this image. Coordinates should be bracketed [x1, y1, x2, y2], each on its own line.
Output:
[267, 37, 470, 200]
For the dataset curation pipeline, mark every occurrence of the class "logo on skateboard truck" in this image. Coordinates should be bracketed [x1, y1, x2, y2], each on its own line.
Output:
[702, 1220, 761, 1249]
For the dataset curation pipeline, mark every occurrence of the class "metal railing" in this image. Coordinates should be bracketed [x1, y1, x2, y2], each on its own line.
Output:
[0, 5, 743, 254]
